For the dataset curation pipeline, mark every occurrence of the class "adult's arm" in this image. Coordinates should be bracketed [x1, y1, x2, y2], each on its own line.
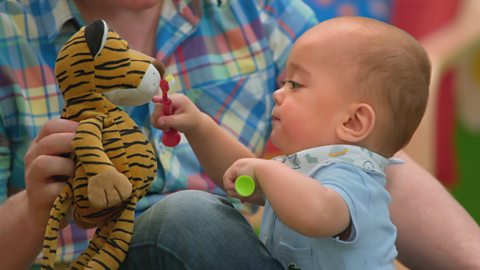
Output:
[387, 150, 480, 270]
[0, 191, 50, 270]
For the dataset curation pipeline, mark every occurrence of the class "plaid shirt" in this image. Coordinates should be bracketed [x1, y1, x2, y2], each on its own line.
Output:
[0, 0, 316, 263]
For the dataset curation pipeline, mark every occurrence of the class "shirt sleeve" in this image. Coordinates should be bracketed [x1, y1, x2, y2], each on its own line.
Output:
[311, 162, 387, 242]
[258, 0, 318, 85]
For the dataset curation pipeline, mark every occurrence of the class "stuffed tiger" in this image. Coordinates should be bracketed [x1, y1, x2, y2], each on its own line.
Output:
[41, 20, 161, 270]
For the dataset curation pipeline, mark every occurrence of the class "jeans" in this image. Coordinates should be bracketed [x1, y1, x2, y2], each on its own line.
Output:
[120, 190, 283, 270]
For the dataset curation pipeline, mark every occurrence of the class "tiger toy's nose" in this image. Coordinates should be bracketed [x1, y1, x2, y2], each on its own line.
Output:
[151, 59, 165, 78]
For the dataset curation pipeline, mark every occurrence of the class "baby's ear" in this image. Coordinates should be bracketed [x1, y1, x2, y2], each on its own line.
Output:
[336, 103, 375, 143]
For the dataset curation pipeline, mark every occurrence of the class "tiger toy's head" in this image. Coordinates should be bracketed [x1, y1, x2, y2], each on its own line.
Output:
[55, 19, 164, 117]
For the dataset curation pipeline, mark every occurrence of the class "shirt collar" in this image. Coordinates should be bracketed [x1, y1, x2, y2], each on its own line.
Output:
[171, 0, 225, 23]
[273, 145, 400, 177]
[39, 0, 82, 42]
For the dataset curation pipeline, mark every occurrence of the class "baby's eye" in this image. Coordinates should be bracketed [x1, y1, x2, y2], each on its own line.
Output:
[289, 80, 302, 89]
[283, 80, 302, 89]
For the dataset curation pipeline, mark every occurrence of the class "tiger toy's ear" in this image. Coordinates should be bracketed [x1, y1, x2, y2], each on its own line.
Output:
[84, 20, 108, 58]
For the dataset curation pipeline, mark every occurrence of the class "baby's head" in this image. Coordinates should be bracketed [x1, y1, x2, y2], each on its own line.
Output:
[271, 16, 430, 157]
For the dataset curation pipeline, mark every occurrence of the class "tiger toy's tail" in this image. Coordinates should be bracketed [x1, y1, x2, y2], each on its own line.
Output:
[41, 184, 74, 270]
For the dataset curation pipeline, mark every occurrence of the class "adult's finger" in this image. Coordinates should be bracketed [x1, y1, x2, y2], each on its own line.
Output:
[34, 119, 78, 143]
[25, 154, 75, 217]
[25, 119, 78, 166]
[27, 154, 75, 184]
[24, 132, 76, 167]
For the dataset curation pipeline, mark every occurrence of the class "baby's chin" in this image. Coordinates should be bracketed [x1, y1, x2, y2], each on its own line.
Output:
[268, 135, 283, 151]
[269, 130, 312, 155]
[269, 135, 292, 155]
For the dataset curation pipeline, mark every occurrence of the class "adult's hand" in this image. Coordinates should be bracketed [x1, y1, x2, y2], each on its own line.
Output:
[24, 119, 78, 227]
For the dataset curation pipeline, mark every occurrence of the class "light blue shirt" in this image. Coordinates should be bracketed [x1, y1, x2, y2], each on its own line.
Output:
[260, 145, 398, 270]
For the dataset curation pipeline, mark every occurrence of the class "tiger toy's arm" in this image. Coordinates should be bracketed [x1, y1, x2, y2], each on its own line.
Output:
[73, 116, 132, 208]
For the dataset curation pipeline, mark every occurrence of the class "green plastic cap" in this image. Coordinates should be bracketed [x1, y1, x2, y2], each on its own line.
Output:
[235, 175, 256, 197]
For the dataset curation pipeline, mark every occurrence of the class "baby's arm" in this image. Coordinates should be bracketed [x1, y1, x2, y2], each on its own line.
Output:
[152, 94, 253, 188]
[224, 158, 350, 237]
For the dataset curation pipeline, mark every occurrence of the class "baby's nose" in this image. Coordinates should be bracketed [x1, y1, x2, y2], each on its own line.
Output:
[273, 88, 284, 104]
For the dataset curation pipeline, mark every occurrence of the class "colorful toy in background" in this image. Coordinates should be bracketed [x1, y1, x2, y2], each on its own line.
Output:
[154, 73, 181, 147]
[41, 19, 159, 269]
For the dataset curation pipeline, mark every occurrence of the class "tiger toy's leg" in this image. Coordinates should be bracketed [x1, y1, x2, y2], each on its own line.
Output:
[69, 225, 109, 269]
[73, 197, 137, 270]
[41, 184, 74, 270]
[73, 117, 132, 209]
[87, 197, 137, 269]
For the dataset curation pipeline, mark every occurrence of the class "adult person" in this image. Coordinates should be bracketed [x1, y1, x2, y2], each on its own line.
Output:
[0, 0, 479, 269]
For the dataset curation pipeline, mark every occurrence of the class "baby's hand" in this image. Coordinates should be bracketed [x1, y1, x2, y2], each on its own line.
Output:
[151, 93, 203, 134]
[223, 158, 265, 205]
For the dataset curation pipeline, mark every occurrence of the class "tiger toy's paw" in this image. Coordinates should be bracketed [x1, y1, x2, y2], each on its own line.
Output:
[88, 168, 132, 208]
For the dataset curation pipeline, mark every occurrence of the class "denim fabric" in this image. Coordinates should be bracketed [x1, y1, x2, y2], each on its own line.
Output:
[120, 190, 283, 270]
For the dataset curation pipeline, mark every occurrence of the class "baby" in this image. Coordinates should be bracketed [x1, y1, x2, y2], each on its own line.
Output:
[152, 16, 430, 270]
